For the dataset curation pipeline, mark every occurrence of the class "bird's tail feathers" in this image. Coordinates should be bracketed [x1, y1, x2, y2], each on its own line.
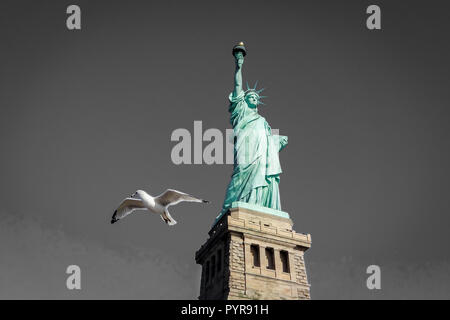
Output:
[161, 210, 177, 226]
[167, 219, 177, 226]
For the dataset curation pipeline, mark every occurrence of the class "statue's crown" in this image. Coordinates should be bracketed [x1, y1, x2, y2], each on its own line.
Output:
[245, 81, 266, 105]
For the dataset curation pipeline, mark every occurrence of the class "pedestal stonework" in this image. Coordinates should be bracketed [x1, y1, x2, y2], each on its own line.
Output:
[195, 204, 311, 300]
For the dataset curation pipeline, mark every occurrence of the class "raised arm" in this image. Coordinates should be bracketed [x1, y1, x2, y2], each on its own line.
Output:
[232, 52, 244, 98]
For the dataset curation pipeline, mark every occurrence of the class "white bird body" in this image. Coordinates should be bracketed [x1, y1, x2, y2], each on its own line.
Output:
[111, 189, 208, 226]
[136, 190, 157, 211]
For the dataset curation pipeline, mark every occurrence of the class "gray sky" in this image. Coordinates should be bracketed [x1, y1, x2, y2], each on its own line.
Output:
[1, 0, 450, 299]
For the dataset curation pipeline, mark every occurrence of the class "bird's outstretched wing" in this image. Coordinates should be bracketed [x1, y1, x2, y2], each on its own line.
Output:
[156, 189, 209, 207]
[111, 198, 146, 224]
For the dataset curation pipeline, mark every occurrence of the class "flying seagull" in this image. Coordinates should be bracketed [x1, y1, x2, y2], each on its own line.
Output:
[111, 189, 209, 226]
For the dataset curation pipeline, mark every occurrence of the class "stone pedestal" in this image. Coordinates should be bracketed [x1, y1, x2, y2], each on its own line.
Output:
[195, 202, 311, 300]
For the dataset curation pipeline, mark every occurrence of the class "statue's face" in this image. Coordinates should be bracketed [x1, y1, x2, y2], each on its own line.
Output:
[245, 93, 259, 108]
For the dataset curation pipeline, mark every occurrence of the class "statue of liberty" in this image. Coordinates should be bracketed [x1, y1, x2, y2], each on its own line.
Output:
[219, 42, 288, 217]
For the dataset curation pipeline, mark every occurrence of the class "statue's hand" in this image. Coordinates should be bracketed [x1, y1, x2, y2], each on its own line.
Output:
[278, 135, 288, 151]
[235, 52, 244, 69]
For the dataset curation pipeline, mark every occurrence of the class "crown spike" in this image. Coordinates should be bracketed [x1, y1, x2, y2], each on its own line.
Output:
[246, 81, 250, 91]
[253, 80, 259, 90]
[256, 88, 265, 94]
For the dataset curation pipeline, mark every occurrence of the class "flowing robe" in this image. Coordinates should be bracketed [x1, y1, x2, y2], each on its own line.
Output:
[220, 91, 287, 214]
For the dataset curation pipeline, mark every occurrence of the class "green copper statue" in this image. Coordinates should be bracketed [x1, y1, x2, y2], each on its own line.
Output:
[219, 42, 288, 216]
